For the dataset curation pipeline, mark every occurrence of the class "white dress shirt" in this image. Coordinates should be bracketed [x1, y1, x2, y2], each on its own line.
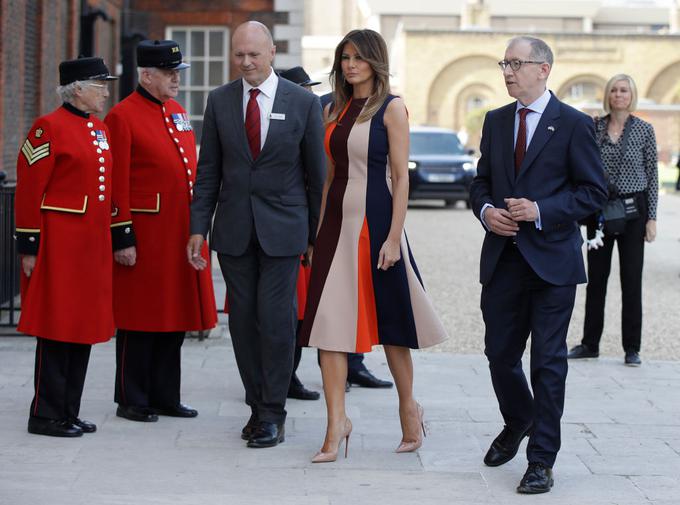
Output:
[514, 88, 551, 151]
[242, 69, 278, 150]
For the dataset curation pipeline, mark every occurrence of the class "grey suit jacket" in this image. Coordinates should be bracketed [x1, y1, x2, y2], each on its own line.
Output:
[190, 77, 326, 257]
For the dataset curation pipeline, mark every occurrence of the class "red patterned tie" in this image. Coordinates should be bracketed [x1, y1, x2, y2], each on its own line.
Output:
[246, 88, 261, 160]
[514, 108, 533, 175]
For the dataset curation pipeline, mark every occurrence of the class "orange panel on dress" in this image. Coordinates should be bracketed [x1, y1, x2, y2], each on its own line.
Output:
[355, 216, 379, 353]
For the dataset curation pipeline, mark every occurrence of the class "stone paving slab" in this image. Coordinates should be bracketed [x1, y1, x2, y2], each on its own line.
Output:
[1, 335, 680, 505]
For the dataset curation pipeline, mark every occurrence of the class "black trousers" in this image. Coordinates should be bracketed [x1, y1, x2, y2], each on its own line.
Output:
[218, 238, 299, 425]
[481, 244, 575, 468]
[30, 337, 91, 420]
[582, 196, 647, 353]
[115, 329, 185, 408]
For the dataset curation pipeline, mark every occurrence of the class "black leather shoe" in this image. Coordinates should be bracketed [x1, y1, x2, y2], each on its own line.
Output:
[517, 462, 554, 494]
[153, 403, 198, 418]
[567, 344, 599, 359]
[287, 375, 320, 400]
[246, 421, 285, 448]
[347, 368, 393, 388]
[68, 417, 97, 433]
[28, 417, 83, 437]
[241, 414, 258, 441]
[116, 405, 159, 422]
[625, 352, 642, 366]
[484, 424, 532, 466]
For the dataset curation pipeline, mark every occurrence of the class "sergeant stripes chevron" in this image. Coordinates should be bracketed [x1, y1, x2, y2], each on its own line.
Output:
[21, 139, 51, 166]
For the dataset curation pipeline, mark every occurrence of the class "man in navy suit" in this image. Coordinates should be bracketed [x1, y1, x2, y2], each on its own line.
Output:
[470, 36, 607, 494]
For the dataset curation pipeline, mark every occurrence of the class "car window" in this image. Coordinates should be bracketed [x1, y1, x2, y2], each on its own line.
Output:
[410, 132, 465, 156]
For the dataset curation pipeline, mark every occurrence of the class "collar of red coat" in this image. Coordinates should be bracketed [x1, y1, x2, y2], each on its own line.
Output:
[136, 85, 164, 106]
[62, 102, 90, 118]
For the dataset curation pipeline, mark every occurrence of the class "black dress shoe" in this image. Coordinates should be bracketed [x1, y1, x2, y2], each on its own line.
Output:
[625, 352, 641, 366]
[28, 417, 83, 437]
[484, 424, 532, 466]
[68, 417, 97, 433]
[567, 344, 599, 359]
[153, 403, 198, 418]
[116, 405, 159, 422]
[347, 368, 393, 388]
[288, 374, 320, 400]
[246, 421, 285, 448]
[241, 414, 258, 441]
[517, 462, 554, 494]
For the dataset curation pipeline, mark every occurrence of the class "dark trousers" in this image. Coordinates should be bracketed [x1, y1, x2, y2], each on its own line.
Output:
[583, 197, 646, 353]
[218, 240, 299, 425]
[115, 329, 185, 408]
[30, 337, 91, 420]
[481, 244, 575, 468]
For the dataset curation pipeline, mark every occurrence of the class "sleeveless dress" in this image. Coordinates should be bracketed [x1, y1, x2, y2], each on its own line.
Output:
[299, 95, 448, 353]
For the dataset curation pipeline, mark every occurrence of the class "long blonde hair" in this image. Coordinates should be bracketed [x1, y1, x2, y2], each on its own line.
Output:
[328, 29, 390, 125]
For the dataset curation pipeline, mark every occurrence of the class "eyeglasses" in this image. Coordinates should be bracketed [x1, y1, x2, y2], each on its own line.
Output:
[497, 60, 545, 71]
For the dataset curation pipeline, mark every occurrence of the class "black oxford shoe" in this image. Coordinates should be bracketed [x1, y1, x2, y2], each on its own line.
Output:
[28, 417, 83, 437]
[567, 344, 599, 359]
[484, 424, 532, 467]
[69, 417, 97, 433]
[246, 421, 285, 448]
[517, 462, 554, 494]
[116, 405, 159, 422]
[347, 368, 393, 388]
[241, 414, 258, 441]
[287, 375, 320, 400]
[624, 352, 642, 366]
[153, 403, 198, 418]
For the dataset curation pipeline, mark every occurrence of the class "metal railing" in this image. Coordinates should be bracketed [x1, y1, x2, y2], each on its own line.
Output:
[0, 174, 21, 328]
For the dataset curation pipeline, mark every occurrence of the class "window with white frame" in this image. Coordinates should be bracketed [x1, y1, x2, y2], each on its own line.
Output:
[166, 26, 230, 144]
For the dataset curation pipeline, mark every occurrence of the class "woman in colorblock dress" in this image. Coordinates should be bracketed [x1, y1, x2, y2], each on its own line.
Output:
[299, 29, 448, 462]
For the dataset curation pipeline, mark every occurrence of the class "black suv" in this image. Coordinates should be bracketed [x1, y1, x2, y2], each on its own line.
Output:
[408, 126, 476, 207]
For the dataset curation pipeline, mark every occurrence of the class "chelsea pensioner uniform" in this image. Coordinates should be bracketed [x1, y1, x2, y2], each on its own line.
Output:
[105, 86, 217, 412]
[15, 103, 115, 423]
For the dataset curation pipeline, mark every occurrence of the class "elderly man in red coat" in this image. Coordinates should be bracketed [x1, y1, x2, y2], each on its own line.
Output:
[105, 40, 217, 423]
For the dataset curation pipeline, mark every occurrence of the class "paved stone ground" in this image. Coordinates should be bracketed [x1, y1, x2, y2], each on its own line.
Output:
[1, 332, 680, 505]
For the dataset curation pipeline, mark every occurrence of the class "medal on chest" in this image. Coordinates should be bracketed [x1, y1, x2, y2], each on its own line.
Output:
[95, 130, 110, 150]
[171, 113, 192, 132]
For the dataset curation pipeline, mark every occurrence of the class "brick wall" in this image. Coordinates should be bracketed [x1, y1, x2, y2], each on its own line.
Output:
[128, 0, 275, 79]
[0, 0, 79, 181]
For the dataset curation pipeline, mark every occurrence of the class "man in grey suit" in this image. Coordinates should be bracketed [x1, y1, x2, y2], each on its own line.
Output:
[187, 21, 325, 448]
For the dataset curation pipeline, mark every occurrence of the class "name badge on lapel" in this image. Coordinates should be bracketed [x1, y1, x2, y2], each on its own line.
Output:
[270, 113, 286, 121]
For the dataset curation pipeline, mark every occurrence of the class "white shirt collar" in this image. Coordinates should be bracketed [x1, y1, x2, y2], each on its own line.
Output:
[242, 68, 278, 98]
[516, 88, 551, 114]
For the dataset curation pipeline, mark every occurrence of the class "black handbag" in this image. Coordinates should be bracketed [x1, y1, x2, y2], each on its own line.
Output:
[602, 198, 627, 235]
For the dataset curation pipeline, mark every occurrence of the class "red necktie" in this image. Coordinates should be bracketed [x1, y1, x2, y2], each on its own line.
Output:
[246, 88, 261, 160]
[514, 108, 533, 175]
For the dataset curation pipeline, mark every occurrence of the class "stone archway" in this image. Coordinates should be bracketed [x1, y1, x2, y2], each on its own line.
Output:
[555, 74, 607, 106]
[647, 61, 680, 104]
[426, 55, 503, 130]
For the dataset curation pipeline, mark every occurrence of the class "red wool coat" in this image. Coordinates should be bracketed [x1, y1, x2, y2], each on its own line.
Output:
[105, 88, 217, 332]
[15, 105, 115, 344]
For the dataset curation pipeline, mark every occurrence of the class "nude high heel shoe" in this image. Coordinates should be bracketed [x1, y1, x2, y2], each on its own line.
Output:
[311, 418, 352, 463]
[396, 402, 426, 453]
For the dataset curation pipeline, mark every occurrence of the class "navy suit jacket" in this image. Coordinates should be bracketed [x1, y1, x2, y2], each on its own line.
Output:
[470, 93, 607, 286]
